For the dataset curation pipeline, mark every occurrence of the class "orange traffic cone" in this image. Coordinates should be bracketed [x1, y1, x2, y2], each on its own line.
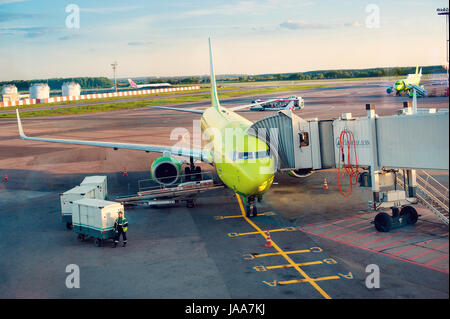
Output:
[123, 168, 128, 177]
[265, 231, 272, 247]
[4, 173, 8, 182]
[323, 177, 328, 189]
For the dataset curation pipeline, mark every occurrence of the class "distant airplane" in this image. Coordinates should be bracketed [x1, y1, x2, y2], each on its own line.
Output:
[128, 78, 172, 89]
[384, 66, 427, 97]
[249, 96, 304, 111]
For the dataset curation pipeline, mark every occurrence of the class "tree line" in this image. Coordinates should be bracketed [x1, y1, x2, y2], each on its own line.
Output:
[0, 77, 113, 91]
[2, 65, 445, 89]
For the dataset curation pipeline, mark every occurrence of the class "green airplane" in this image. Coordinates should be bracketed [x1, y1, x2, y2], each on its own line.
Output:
[16, 38, 276, 216]
[385, 66, 427, 97]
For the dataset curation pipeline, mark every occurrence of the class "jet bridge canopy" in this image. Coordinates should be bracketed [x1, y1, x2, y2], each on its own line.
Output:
[248, 106, 449, 173]
[248, 110, 322, 171]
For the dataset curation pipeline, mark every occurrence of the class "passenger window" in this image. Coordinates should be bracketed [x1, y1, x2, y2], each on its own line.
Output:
[299, 132, 309, 147]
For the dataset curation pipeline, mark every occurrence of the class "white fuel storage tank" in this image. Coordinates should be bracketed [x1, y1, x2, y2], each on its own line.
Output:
[2, 84, 18, 94]
[62, 82, 81, 97]
[29, 83, 50, 99]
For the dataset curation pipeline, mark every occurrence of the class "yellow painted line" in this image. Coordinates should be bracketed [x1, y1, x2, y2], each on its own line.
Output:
[266, 261, 323, 270]
[216, 212, 275, 219]
[278, 276, 341, 286]
[235, 228, 289, 237]
[252, 249, 311, 258]
[236, 194, 333, 300]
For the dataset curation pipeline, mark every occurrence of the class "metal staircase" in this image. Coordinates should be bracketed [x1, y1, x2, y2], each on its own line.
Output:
[396, 170, 449, 225]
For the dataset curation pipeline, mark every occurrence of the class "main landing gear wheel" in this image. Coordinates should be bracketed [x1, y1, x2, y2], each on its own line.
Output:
[184, 165, 202, 182]
[184, 167, 192, 182]
[194, 166, 202, 181]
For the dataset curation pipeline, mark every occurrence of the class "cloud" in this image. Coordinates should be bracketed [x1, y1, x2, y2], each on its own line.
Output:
[80, 6, 142, 14]
[0, 11, 36, 22]
[0, 26, 59, 38]
[279, 20, 329, 30]
[58, 34, 81, 41]
[344, 21, 361, 28]
[0, 0, 29, 4]
[127, 41, 153, 46]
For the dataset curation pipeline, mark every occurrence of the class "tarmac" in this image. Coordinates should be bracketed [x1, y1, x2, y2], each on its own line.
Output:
[0, 80, 448, 298]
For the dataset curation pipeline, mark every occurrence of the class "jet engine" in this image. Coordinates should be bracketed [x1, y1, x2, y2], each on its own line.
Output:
[287, 168, 314, 178]
[150, 155, 182, 186]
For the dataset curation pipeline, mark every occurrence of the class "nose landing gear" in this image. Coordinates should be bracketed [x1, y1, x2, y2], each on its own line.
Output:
[244, 195, 258, 217]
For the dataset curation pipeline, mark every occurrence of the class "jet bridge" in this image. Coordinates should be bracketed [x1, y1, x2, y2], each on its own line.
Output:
[249, 100, 449, 230]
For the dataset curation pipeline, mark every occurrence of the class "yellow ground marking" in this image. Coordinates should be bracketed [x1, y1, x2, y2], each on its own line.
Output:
[228, 227, 294, 237]
[243, 249, 312, 260]
[266, 260, 324, 270]
[236, 194, 334, 299]
[255, 258, 338, 271]
[215, 211, 275, 220]
[278, 276, 341, 286]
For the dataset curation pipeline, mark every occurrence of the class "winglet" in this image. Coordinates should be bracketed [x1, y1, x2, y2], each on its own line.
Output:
[208, 37, 220, 110]
[16, 109, 26, 139]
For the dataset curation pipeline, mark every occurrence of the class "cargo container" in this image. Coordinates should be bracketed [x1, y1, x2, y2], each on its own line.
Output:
[72, 198, 124, 247]
[60, 185, 97, 229]
[80, 175, 108, 199]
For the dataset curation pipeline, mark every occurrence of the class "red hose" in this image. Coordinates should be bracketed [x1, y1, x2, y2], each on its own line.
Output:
[338, 130, 359, 197]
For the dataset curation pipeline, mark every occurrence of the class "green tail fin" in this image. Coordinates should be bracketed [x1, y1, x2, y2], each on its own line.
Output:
[209, 37, 220, 110]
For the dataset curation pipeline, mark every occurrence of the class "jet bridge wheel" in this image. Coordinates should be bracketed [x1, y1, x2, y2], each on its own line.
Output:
[401, 206, 418, 225]
[374, 212, 392, 232]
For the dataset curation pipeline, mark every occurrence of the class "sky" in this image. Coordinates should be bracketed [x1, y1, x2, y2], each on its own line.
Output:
[0, 0, 448, 81]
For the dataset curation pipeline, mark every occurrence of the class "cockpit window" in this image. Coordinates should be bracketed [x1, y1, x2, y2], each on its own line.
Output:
[230, 149, 270, 161]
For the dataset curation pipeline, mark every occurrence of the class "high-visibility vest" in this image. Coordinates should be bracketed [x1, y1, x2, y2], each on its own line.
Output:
[115, 217, 128, 232]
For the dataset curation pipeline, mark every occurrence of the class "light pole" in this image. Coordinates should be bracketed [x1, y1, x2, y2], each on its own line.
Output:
[111, 61, 118, 92]
[437, 8, 449, 86]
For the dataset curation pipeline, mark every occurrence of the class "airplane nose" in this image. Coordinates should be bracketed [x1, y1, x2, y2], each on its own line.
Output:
[236, 157, 275, 195]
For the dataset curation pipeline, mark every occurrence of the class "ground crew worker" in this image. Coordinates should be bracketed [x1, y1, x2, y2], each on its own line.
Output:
[113, 211, 128, 248]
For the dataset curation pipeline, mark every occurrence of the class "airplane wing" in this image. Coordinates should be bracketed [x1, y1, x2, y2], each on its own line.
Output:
[16, 109, 209, 162]
[229, 99, 278, 112]
[147, 105, 205, 114]
[147, 99, 279, 114]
